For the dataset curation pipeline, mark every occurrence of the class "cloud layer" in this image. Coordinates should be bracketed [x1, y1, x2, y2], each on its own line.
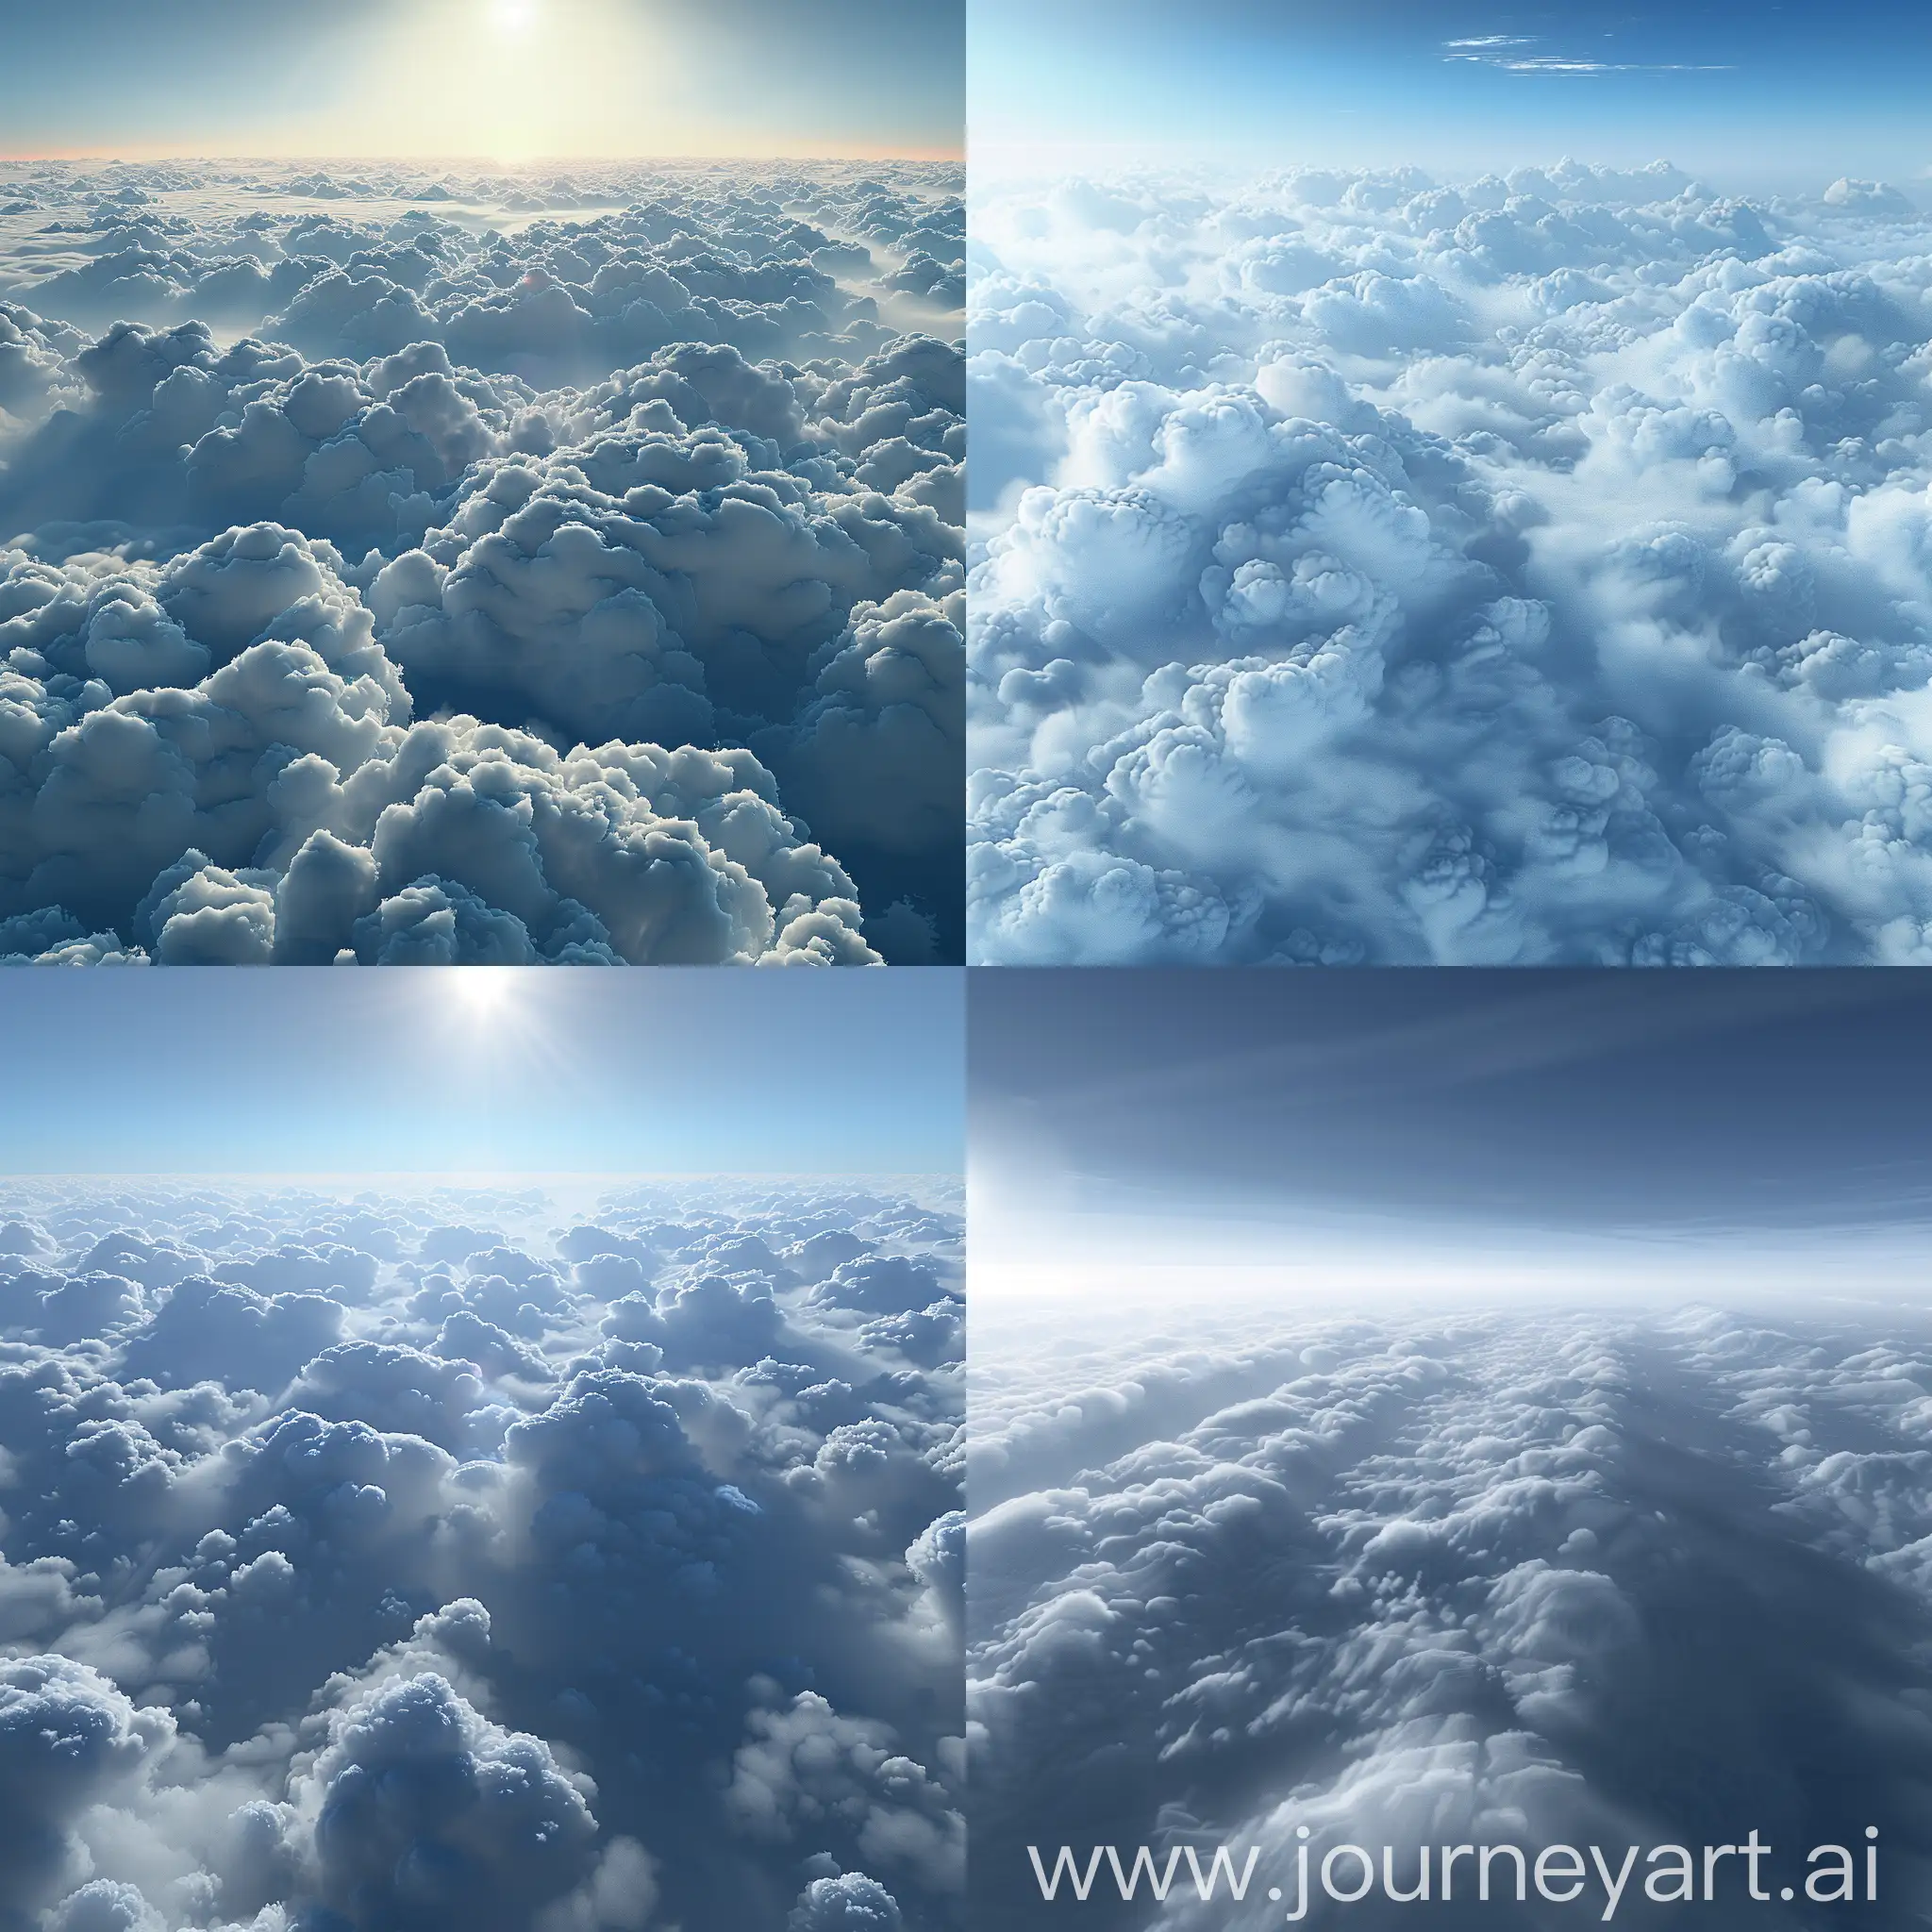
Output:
[969, 1292, 1932, 1925]
[0, 1175, 963, 1928]
[0, 158, 964, 963]
[969, 162, 1932, 963]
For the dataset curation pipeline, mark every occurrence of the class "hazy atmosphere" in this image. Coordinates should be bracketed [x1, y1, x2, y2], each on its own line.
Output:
[969, 970, 1932, 1926]
[0, 967, 965, 1930]
[0, 0, 966, 965]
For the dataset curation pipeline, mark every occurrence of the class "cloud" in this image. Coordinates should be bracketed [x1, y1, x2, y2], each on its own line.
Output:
[727, 1689, 965, 1894]
[297, 1669, 608, 1929]
[0, 159, 965, 960]
[1491, 58, 1735, 75]
[0, 1656, 175, 1906]
[968, 161, 1932, 962]
[1440, 39, 1732, 74]
[0, 1175, 963, 1929]
[968, 1293, 1932, 1925]
[790, 1872, 906, 1931]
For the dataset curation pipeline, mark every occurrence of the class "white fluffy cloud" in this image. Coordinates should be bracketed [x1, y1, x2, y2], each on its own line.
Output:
[968, 1293, 1932, 1925]
[0, 1175, 964, 1929]
[969, 162, 1932, 962]
[0, 159, 964, 961]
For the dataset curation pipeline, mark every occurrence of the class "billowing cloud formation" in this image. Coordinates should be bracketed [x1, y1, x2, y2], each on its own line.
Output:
[0, 158, 964, 962]
[969, 162, 1932, 962]
[969, 1296, 1932, 1924]
[0, 1175, 963, 1928]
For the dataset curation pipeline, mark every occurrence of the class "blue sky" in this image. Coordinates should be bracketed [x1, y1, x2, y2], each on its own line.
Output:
[0, 0, 963, 161]
[971, 0, 1932, 189]
[0, 968, 963, 1175]
[971, 971, 1932, 1302]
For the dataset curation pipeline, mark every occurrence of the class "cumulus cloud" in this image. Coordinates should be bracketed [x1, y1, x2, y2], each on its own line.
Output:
[968, 160, 1932, 962]
[0, 1174, 963, 1929]
[790, 1872, 906, 1931]
[0, 158, 964, 960]
[969, 1294, 1932, 1925]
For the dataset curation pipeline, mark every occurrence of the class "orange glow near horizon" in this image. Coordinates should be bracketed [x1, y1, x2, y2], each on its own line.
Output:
[0, 145, 962, 165]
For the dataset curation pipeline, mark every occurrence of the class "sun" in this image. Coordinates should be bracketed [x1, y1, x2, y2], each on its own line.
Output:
[454, 971, 521, 1018]
[488, 0, 541, 37]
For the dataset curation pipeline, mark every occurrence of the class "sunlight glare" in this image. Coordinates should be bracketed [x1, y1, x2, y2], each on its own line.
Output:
[454, 970, 520, 1019]
[489, 0, 540, 37]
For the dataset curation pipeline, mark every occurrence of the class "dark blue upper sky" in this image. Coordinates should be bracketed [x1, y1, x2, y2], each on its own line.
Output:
[0, 0, 963, 160]
[972, 971, 1932, 1299]
[972, 0, 1932, 189]
[0, 968, 964, 1175]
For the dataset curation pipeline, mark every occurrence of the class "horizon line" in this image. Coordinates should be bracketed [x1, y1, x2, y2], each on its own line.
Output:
[0, 1169, 963, 1184]
[0, 147, 964, 167]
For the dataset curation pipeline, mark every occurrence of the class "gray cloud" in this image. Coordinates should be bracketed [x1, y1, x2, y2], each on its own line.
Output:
[0, 160, 965, 961]
[0, 1175, 963, 1930]
[970, 1296, 1932, 1926]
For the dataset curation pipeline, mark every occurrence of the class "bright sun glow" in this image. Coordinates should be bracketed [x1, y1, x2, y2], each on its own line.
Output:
[453, 971, 521, 1019]
[0, 0, 960, 163]
[489, 0, 540, 36]
[324, 0, 679, 164]
[426, 969, 570, 1108]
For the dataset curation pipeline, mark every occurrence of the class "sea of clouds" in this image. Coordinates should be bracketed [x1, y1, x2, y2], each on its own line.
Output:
[968, 1291, 1932, 1926]
[0, 1176, 963, 1929]
[969, 162, 1932, 963]
[0, 158, 964, 965]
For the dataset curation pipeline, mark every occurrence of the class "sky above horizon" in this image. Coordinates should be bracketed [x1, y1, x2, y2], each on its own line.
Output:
[0, 968, 964, 1175]
[971, 971, 1932, 1305]
[971, 0, 1932, 191]
[0, 0, 963, 162]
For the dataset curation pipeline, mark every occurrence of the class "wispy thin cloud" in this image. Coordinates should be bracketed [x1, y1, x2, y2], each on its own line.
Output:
[1503, 55, 1734, 74]
[1443, 35, 1732, 75]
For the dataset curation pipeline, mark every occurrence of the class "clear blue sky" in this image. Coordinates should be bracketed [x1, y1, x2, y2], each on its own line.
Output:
[0, 968, 963, 1175]
[972, 971, 1932, 1302]
[0, 0, 963, 161]
[971, 0, 1932, 190]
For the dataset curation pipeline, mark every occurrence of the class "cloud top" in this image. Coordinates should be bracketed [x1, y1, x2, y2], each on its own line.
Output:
[968, 161, 1932, 964]
[970, 1294, 1932, 1925]
[0, 1174, 965, 1928]
[0, 159, 964, 961]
